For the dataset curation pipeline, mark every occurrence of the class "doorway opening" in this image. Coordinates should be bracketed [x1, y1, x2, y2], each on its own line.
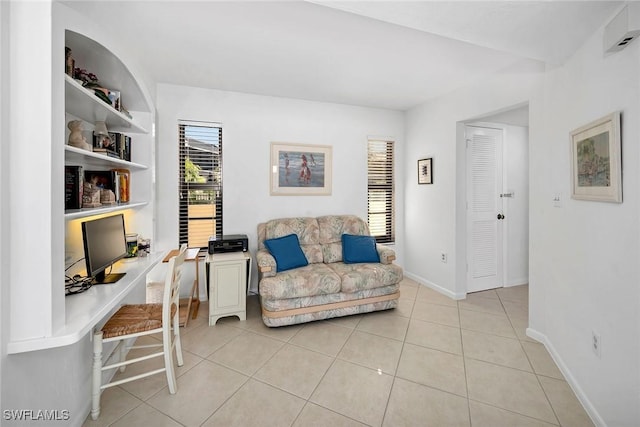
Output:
[456, 104, 529, 296]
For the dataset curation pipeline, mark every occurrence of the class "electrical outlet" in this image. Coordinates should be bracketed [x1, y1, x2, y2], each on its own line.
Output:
[440, 252, 447, 263]
[592, 331, 601, 358]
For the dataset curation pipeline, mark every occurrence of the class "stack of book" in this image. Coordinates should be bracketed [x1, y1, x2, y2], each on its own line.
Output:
[91, 132, 131, 162]
[92, 148, 120, 159]
[110, 132, 132, 162]
[113, 169, 131, 203]
[65, 165, 84, 210]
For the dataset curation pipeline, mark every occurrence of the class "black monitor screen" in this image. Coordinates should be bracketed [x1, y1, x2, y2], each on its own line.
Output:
[81, 214, 127, 284]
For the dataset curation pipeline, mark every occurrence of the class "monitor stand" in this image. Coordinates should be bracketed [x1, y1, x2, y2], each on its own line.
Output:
[92, 272, 126, 285]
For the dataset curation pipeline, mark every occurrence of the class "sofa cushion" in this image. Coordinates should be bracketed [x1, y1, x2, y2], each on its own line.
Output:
[318, 215, 370, 244]
[265, 217, 319, 245]
[328, 262, 403, 293]
[259, 263, 342, 299]
[264, 234, 308, 272]
[300, 244, 324, 264]
[263, 217, 323, 264]
[322, 242, 343, 264]
[342, 234, 380, 264]
[318, 215, 371, 263]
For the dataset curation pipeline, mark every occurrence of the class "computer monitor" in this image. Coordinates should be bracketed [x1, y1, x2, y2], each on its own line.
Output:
[81, 214, 128, 284]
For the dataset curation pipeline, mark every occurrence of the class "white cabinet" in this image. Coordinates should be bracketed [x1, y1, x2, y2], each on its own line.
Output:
[206, 252, 252, 325]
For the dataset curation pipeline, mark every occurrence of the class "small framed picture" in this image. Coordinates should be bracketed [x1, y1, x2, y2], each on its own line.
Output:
[93, 133, 114, 150]
[418, 158, 433, 184]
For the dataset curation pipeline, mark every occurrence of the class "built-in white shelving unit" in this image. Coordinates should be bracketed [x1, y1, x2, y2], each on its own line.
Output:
[7, 26, 157, 354]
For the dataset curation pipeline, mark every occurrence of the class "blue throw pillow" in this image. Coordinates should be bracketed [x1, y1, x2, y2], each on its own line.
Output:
[264, 233, 308, 272]
[342, 234, 380, 264]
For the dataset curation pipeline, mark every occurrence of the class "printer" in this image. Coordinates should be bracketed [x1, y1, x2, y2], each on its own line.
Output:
[208, 234, 248, 254]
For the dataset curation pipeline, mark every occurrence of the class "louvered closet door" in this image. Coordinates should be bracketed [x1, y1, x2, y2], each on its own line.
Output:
[466, 125, 504, 293]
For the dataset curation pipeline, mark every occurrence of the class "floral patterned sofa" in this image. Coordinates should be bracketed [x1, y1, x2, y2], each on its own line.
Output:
[256, 215, 402, 327]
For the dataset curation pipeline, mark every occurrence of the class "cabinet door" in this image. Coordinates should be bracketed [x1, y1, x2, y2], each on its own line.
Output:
[210, 260, 246, 314]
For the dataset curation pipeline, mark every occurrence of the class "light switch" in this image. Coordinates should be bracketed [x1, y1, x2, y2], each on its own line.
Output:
[553, 193, 562, 207]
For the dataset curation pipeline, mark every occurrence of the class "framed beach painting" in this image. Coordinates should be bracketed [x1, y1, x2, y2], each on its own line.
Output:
[570, 112, 622, 203]
[270, 142, 332, 196]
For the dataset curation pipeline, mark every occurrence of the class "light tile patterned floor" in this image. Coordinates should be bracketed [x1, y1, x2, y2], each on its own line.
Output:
[83, 281, 594, 427]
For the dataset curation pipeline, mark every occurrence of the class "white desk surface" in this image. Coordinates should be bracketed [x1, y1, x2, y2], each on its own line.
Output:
[8, 252, 164, 354]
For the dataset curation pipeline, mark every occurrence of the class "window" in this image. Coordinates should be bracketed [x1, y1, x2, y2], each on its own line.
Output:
[367, 139, 394, 243]
[178, 121, 222, 248]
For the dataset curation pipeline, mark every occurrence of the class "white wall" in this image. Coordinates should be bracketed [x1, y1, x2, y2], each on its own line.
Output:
[403, 60, 542, 298]
[405, 9, 640, 425]
[0, 0, 9, 413]
[156, 84, 405, 294]
[528, 16, 640, 427]
[503, 124, 529, 286]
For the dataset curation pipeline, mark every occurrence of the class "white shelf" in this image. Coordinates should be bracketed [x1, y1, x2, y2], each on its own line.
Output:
[7, 252, 165, 354]
[65, 145, 147, 170]
[65, 201, 148, 220]
[65, 75, 148, 134]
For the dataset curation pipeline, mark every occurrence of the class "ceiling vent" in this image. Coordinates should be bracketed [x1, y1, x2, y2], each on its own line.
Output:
[604, 4, 640, 53]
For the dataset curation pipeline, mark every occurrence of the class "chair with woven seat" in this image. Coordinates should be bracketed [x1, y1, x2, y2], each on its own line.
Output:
[90, 244, 187, 420]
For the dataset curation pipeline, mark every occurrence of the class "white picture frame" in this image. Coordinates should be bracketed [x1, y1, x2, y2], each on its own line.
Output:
[570, 111, 622, 203]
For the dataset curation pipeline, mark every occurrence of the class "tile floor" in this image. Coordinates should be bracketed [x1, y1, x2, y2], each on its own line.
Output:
[83, 280, 594, 427]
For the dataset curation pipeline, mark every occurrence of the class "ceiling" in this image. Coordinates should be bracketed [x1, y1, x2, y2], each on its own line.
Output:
[62, 1, 622, 111]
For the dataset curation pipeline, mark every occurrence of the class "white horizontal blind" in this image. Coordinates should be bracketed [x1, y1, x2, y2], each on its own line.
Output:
[178, 121, 222, 248]
[367, 139, 394, 243]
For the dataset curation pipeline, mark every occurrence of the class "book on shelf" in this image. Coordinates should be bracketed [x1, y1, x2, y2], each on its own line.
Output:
[108, 132, 132, 162]
[64, 165, 83, 210]
[92, 148, 120, 159]
[112, 169, 131, 203]
[123, 135, 131, 162]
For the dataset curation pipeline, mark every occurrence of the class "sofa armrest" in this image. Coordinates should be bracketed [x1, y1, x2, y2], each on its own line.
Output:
[257, 248, 277, 278]
[376, 244, 396, 264]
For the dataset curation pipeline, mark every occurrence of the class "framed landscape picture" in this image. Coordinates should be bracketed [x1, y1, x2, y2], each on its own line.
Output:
[570, 112, 622, 203]
[418, 158, 433, 184]
[270, 142, 332, 196]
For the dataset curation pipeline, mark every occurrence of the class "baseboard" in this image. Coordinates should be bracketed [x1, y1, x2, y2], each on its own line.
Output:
[403, 271, 466, 300]
[505, 277, 529, 287]
[526, 327, 606, 427]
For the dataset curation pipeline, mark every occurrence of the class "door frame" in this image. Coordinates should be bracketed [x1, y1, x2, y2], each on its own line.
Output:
[455, 105, 529, 298]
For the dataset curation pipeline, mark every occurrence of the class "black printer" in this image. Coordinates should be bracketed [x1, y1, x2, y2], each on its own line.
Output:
[208, 234, 248, 254]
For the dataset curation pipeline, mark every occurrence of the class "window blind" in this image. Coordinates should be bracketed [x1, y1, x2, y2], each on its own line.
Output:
[367, 139, 394, 243]
[178, 121, 222, 248]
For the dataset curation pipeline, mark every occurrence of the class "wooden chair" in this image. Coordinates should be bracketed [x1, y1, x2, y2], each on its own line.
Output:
[90, 244, 187, 420]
